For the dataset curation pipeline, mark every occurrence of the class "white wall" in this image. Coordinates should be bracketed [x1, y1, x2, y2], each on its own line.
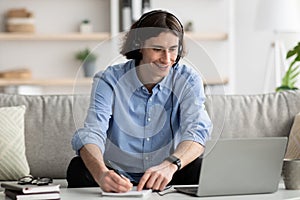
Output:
[0, 0, 109, 79]
[234, 0, 300, 94]
[1, 0, 299, 95]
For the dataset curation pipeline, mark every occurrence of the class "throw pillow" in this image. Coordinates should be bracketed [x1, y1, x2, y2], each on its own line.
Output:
[285, 112, 300, 159]
[0, 105, 30, 180]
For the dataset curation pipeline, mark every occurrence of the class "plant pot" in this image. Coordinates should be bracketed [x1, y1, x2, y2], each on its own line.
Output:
[282, 159, 300, 190]
[80, 23, 93, 33]
[83, 61, 96, 77]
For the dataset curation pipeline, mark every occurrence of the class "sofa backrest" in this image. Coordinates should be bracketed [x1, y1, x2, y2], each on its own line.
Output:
[0, 90, 299, 179]
[205, 90, 300, 139]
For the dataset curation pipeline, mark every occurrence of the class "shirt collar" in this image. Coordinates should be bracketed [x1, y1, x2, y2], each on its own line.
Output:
[157, 67, 174, 91]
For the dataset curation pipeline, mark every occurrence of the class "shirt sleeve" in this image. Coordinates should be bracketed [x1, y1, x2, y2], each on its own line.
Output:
[71, 71, 114, 154]
[177, 71, 212, 146]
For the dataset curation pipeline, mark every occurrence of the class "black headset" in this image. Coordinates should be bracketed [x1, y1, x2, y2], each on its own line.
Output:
[134, 10, 184, 65]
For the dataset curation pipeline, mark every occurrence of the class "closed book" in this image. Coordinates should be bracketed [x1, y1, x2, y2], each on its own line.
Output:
[0, 68, 32, 79]
[6, 9, 28, 18]
[131, 0, 142, 21]
[5, 189, 60, 200]
[0, 182, 60, 194]
[6, 24, 35, 33]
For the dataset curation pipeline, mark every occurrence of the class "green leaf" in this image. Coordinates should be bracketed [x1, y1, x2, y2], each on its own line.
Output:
[291, 71, 300, 81]
[287, 42, 300, 59]
[295, 55, 300, 62]
[277, 42, 300, 92]
[290, 80, 297, 87]
[287, 49, 297, 59]
[75, 48, 97, 62]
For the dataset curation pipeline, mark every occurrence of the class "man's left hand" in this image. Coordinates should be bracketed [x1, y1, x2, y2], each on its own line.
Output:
[137, 161, 177, 191]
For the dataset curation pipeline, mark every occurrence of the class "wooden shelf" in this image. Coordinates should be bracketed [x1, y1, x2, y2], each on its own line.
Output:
[0, 32, 110, 41]
[0, 77, 228, 87]
[0, 32, 227, 41]
[0, 78, 92, 86]
[203, 77, 229, 86]
[185, 32, 228, 41]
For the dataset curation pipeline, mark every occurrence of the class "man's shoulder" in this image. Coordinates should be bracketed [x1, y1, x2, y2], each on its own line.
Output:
[174, 63, 201, 81]
[106, 60, 134, 74]
[99, 60, 134, 80]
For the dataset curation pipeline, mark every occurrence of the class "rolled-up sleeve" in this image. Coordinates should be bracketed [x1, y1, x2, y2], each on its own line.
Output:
[177, 71, 212, 146]
[72, 72, 114, 154]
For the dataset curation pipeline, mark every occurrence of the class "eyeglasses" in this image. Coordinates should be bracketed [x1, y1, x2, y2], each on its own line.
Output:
[18, 175, 53, 186]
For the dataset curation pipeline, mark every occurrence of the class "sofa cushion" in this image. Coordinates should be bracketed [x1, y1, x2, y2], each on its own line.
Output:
[0, 94, 90, 178]
[285, 112, 300, 159]
[0, 105, 30, 180]
[205, 90, 300, 139]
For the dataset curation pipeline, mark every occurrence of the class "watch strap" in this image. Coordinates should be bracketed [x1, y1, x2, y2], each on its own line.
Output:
[165, 155, 181, 171]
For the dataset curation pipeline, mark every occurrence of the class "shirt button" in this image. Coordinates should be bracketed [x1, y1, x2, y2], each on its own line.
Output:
[146, 138, 150, 141]
[147, 117, 151, 122]
[145, 157, 149, 160]
[149, 98, 152, 102]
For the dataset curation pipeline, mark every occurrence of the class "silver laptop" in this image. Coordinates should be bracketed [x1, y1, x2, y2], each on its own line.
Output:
[175, 137, 288, 197]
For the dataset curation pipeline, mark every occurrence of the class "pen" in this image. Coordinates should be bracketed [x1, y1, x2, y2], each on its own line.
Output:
[106, 160, 137, 184]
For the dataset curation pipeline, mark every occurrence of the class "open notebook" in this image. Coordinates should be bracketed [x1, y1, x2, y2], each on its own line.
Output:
[100, 187, 152, 197]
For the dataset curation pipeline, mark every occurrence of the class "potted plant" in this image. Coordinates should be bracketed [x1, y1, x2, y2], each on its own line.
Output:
[75, 48, 97, 77]
[276, 42, 300, 92]
[80, 19, 93, 33]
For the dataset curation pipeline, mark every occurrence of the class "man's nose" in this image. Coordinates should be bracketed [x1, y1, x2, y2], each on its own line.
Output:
[161, 50, 171, 64]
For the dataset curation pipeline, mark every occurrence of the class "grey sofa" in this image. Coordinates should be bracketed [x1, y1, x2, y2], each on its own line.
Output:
[0, 90, 299, 187]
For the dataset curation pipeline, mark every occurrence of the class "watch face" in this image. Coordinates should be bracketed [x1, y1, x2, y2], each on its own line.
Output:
[168, 155, 181, 170]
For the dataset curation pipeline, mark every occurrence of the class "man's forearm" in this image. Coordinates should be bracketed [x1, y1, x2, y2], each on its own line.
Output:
[80, 144, 108, 184]
[80, 144, 133, 192]
[172, 141, 205, 169]
[137, 140, 205, 191]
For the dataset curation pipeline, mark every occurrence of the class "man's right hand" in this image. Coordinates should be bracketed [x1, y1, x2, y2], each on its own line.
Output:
[97, 169, 133, 193]
[79, 144, 133, 193]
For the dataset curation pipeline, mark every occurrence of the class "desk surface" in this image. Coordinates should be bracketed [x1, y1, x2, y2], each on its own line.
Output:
[1, 183, 299, 200]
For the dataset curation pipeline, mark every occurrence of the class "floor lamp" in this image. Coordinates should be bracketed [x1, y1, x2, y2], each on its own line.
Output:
[268, 35, 289, 92]
[255, 0, 300, 92]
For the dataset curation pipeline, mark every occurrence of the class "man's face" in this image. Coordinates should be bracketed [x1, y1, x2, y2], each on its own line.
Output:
[139, 32, 179, 81]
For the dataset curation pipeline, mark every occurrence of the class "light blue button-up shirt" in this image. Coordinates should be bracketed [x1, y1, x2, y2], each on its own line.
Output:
[72, 60, 212, 182]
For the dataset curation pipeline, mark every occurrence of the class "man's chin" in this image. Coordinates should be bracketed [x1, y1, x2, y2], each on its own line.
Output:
[153, 63, 171, 70]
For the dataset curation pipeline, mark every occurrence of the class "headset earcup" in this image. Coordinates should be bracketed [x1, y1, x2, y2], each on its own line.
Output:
[175, 41, 183, 63]
[133, 40, 140, 50]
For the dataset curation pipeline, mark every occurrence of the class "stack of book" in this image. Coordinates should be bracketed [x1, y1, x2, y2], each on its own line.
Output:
[0, 68, 32, 79]
[6, 8, 35, 33]
[1, 182, 60, 200]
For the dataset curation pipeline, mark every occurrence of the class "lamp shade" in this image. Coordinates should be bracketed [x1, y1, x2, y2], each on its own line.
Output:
[255, 0, 300, 32]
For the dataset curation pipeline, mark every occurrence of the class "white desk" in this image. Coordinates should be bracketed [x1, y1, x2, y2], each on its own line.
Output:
[1, 183, 300, 200]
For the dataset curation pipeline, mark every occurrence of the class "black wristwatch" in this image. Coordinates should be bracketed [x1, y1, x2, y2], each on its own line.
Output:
[165, 155, 181, 171]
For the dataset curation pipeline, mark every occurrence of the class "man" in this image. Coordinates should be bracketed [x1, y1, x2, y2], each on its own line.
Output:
[67, 10, 212, 193]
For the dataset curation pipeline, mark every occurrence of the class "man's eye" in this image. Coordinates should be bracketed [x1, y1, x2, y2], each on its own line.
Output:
[169, 48, 177, 52]
[153, 48, 162, 52]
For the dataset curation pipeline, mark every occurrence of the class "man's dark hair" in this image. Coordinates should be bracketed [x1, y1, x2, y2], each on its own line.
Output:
[120, 10, 186, 65]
